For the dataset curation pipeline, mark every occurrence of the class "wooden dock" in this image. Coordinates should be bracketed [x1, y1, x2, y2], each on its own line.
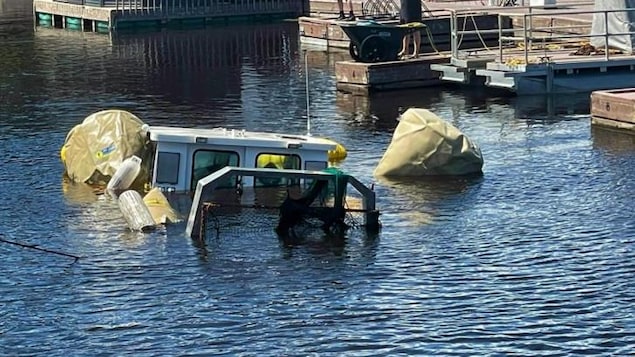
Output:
[591, 89, 635, 131]
[335, 54, 449, 94]
[299, 10, 508, 50]
[34, 0, 304, 31]
[327, 0, 612, 93]
[306, 2, 514, 93]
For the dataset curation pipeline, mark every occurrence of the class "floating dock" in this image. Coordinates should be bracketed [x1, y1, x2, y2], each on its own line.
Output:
[429, 1, 635, 95]
[335, 54, 449, 94]
[590, 88, 635, 131]
[318, 4, 513, 93]
[330, 1, 635, 95]
[33, 0, 303, 32]
[299, 12, 508, 51]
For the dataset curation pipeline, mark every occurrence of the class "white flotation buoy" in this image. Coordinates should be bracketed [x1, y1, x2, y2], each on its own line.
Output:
[118, 190, 156, 232]
[107, 155, 142, 197]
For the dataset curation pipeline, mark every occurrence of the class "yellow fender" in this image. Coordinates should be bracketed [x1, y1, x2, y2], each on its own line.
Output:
[317, 138, 347, 163]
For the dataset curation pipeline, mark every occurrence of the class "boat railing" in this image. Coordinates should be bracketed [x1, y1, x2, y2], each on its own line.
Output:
[185, 166, 380, 239]
[445, 2, 635, 66]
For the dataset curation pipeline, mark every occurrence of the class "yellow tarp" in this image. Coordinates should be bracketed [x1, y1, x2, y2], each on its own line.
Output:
[143, 188, 181, 225]
[60, 110, 150, 185]
[374, 108, 483, 176]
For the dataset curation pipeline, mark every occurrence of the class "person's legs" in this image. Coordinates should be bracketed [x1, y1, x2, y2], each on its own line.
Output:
[412, 30, 421, 56]
[337, 0, 345, 19]
[346, 0, 355, 20]
[398, 34, 411, 58]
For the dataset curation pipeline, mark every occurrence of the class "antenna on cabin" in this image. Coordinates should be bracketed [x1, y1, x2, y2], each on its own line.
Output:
[304, 50, 311, 137]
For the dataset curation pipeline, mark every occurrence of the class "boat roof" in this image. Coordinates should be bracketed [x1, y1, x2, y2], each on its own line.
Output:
[148, 126, 336, 151]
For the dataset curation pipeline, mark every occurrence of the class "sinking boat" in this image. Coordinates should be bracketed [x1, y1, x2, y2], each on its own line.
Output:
[60, 110, 379, 238]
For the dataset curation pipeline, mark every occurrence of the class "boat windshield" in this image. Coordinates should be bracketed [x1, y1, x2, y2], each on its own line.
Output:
[192, 149, 240, 188]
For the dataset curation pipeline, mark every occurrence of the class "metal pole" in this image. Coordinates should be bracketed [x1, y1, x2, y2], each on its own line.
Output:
[450, 10, 457, 58]
[523, 14, 528, 65]
[305, 51, 311, 137]
[604, 10, 609, 62]
[498, 13, 503, 62]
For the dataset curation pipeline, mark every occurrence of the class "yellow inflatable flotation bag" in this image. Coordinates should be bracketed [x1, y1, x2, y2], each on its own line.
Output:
[316, 138, 347, 163]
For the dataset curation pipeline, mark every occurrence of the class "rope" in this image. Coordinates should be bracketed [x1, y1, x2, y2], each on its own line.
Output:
[469, 14, 495, 54]
[0, 236, 80, 263]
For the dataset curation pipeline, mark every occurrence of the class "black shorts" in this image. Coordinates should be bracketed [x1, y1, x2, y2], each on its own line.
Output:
[400, 0, 422, 24]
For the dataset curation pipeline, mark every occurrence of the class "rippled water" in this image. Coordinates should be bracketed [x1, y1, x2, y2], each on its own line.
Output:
[2, 1, 635, 355]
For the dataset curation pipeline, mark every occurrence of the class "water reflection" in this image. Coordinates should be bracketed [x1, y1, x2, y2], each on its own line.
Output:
[333, 85, 592, 134]
[30, 22, 300, 112]
[5, 6, 635, 354]
[336, 88, 446, 131]
[591, 125, 635, 154]
[510, 92, 591, 120]
[61, 180, 102, 205]
[442, 86, 591, 120]
[375, 175, 483, 226]
[0, 0, 31, 22]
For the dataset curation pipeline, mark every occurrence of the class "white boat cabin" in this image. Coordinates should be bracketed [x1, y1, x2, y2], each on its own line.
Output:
[147, 126, 336, 192]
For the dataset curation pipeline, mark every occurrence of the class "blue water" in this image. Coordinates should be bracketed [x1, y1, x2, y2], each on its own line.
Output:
[1, 1, 635, 355]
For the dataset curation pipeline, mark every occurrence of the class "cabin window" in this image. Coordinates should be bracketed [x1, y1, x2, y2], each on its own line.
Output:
[305, 161, 327, 171]
[192, 149, 239, 188]
[156, 152, 180, 184]
[255, 153, 301, 187]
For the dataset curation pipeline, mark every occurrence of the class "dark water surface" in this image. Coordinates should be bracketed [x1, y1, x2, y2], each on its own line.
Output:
[2, 1, 635, 355]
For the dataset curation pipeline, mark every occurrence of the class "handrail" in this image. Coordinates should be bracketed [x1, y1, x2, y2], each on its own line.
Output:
[446, 5, 635, 66]
[185, 166, 378, 239]
[113, 0, 298, 15]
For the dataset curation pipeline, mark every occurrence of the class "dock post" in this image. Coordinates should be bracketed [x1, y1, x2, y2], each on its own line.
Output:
[545, 63, 553, 94]
[450, 11, 457, 58]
